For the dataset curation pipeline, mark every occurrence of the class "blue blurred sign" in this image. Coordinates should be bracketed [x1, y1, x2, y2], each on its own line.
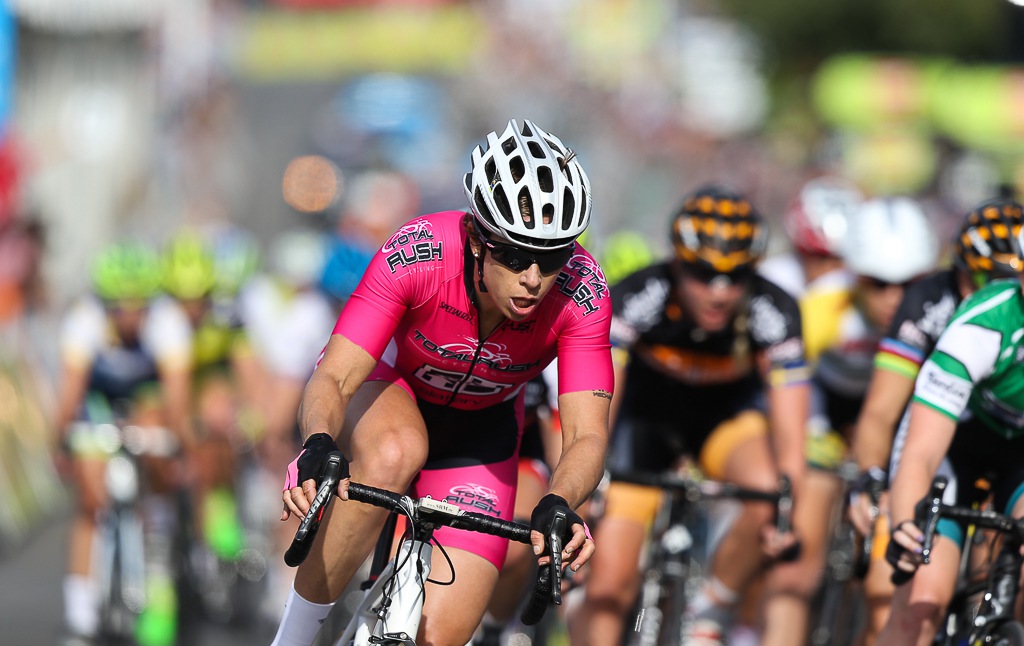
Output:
[0, 1, 15, 135]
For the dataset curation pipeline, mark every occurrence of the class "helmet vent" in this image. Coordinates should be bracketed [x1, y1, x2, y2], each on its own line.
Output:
[562, 189, 576, 230]
[494, 186, 514, 225]
[474, 188, 492, 225]
[502, 137, 516, 154]
[518, 189, 534, 228]
[528, 141, 545, 158]
[537, 166, 553, 192]
[509, 155, 525, 183]
[542, 203, 555, 225]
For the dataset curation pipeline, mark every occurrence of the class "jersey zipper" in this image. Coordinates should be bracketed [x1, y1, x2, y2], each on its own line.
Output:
[442, 317, 506, 407]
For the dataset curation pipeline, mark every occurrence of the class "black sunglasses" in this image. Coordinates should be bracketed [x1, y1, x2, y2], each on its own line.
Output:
[480, 237, 575, 274]
[678, 262, 756, 286]
[863, 276, 914, 290]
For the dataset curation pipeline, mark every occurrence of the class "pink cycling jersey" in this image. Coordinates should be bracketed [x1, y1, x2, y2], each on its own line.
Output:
[333, 210, 614, 407]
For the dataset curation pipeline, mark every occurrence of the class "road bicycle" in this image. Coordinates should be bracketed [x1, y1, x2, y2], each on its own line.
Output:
[904, 476, 1024, 646]
[286, 452, 563, 646]
[605, 469, 796, 646]
[806, 461, 882, 646]
[67, 420, 180, 643]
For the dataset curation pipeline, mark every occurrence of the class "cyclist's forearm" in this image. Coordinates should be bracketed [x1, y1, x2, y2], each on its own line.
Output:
[550, 390, 611, 508]
[767, 381, 810, 483]
[297, 372, 349, 443]
[160, 366, 199, 450]
[852, 406, 899, 472]
[851, 368, 915, 471]
[547, 432, 606, 508]
[889, 404, 954, 523]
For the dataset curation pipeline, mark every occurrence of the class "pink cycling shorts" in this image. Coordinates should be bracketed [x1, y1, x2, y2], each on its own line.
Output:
[366, 361, 524, 569]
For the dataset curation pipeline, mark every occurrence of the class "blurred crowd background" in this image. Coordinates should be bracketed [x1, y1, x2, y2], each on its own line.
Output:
[2, 0, 1024, 635]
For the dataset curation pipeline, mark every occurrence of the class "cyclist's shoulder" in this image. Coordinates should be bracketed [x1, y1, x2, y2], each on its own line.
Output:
[609, 261, 672, 321]
[750, 273, 802, 320]
[611, 261, 672, 297]
[381, 210, 465, 252]
[952, 278, 1023, 328]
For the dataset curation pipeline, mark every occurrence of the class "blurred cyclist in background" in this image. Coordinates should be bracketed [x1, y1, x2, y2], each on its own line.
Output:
[760, 175, 863, 301]
[56, 242, 195, 645]
[569, 185, 808, 646]
[850, 198, 1024, 645]
[760, 196, 938, 645]
[878, 205, 1024, 645]
[160, 229, 260, 600]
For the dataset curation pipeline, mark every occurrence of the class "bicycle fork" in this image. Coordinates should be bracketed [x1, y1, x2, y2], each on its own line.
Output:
[351, 538, 433, 646]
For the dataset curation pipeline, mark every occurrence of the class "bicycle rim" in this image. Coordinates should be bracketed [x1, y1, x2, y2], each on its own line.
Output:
[984, 621, 1024, 646]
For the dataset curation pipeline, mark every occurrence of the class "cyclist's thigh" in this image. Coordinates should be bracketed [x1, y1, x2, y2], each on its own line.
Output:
[588, 483, 660, 593]
[72, 456, 108, 514]
[897, 534, 960, 610]
[343, 379, 428, 479]
[420, 547, 501, 644]
[513, 458, 549, 519]
[699, 410, 774, 490]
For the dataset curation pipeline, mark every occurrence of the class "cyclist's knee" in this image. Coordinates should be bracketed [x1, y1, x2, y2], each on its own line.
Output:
[354, 429, 426, 484]
[887, 598, 945, 636]
[585, 573, 637, 613]
[766, 560, 822, 601]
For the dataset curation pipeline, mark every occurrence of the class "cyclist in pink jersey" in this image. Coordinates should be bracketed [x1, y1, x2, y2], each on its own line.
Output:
[272, 119, 613, 646]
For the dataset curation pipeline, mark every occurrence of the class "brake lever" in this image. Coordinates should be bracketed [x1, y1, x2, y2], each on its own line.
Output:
[547, 512, 567, 606]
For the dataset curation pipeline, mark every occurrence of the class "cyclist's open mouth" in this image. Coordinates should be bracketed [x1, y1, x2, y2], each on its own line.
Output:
[510, 297, 537, 315]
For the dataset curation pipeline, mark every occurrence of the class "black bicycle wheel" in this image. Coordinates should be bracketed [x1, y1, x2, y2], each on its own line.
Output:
[989, 621, 1024, 646]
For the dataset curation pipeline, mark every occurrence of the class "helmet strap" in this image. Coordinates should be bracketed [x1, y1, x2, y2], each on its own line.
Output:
[477, 246, 489, 293]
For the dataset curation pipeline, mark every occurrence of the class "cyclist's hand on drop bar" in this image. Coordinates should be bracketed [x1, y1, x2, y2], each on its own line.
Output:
[530, 493, 594, 572]
[762, 475, 801, 562]
[885, 519, 926, 583]
[281, 433, 350, 521]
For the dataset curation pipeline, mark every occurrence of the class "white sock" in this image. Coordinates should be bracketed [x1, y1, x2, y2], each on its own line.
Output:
[270, 585, 336, 646]
[64, 574, 99, 637]
[685, 576, 738, 628]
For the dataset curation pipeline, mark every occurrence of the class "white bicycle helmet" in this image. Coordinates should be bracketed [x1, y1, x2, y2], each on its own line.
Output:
[271, 228, 330, 288]
[842, 197, 939, 283]
[464, 119, 592, 251]
[784, 176, 864, 256]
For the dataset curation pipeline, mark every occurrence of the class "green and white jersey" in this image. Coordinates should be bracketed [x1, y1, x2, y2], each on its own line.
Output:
[913, 279, 1024, 438]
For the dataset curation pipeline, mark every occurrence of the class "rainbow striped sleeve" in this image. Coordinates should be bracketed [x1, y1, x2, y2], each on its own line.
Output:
[874, 337, 926, 379]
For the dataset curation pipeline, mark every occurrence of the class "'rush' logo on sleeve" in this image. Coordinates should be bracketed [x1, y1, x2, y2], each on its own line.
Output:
[386, 241, 443, 272]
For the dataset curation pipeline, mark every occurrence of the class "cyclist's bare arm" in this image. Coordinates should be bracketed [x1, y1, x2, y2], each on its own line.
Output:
[608, 349, 629, 426]
[541, 388, 610, 569]
[887, 403, 955, 572]
[284, 333, 377, 517]
[55, 360, 90, 440]
[158, 361, 199, 453]
[759, 353, 809, 488]
[848, 368, 914, 533]
[852, 368, 914, 472]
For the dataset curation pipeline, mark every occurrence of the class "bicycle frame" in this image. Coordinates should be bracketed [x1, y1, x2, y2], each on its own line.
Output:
[913, 477, 1024, 645]
[285, 460, 559, 646]
[334, 537, 434, 646]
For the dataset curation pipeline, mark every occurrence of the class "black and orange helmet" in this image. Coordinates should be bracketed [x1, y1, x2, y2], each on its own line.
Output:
[953, 197, 1024, 284]
[671, 185, 767, 276]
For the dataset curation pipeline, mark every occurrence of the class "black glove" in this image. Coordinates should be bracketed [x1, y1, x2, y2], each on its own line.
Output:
[851, 466, 888, 497]
[530, 493, 586, 551]
[297, 433, 349, 487]
[886, 520, 918, 586]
